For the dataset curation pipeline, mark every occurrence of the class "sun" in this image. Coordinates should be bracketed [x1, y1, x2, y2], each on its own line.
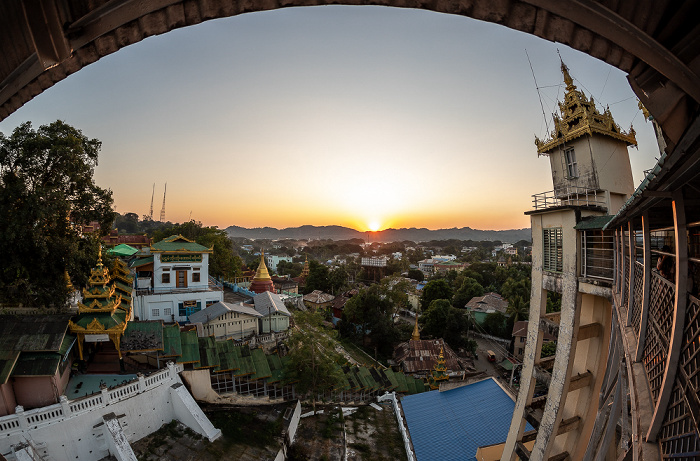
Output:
[368, 220, 381, 232]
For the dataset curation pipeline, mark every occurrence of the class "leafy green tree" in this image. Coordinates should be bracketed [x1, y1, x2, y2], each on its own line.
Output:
[421, 299, 452, 338]
[0, 121, 114, 306]
[546, 291, 562, 313]
[482, 312, 509, 338]
[277, 260, 303, 278]
[304, 260, 330, 294]
[407, 268, 424, 282]
[452, 277, 484, 308]
[420, 279, 453, 309]
[328, 266, 349, 295]
[506, 295, 529, 323]
[541, 341, 557, 358]
[284, 311, 345, 412]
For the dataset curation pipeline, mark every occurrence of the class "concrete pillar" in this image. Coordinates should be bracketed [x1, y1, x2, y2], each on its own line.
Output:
[59, 395, 71, 418]
[15, 405, 28, 432]
[531, 275, 581, 460]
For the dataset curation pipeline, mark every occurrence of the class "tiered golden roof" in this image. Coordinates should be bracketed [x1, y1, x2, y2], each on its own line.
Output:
[428, 346, 449, 390]
[300, 255, 310, 278]
[535, 61, 637, 154]
[411, 314, 420, 341]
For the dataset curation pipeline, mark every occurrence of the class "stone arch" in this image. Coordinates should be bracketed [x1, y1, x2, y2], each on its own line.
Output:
[1, 1, 698, 148]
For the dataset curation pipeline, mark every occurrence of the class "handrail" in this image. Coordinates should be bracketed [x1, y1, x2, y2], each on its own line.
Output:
[532, 186, 606, 210]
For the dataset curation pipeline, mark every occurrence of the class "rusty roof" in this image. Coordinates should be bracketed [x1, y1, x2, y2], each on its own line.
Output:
[394, 338, 468, 374]
[0, 315, 72, 352]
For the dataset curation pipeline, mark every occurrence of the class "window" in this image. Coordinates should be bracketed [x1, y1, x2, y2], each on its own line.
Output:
[179, 300, 201, 317]
[564, 147, 578, 178]
[164, 308, 172, 316]
[543, 228, 563, 272]
[161, 273, 170, 283]
[152, 308, 160, 317]
[192, 272, 200, 283]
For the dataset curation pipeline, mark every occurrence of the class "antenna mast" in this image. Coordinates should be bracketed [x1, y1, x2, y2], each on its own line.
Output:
[149, 183, 155, 220]
[159, 183, 167, 222]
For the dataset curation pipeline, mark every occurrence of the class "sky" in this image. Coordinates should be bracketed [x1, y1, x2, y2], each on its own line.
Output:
[0, 6, 660, 232]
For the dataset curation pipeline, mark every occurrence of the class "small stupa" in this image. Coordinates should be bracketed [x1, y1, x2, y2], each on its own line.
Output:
[249, 251, 276, 294]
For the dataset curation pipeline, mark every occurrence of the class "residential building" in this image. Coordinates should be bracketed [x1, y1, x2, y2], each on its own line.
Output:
[465, 292, 508, 323]
[132, 235, 223, 322]
[511, 320, 556, 362]
[252, 291, 291, 333]
[189, 301, 262, 340]
[303, 290, 335, 311]
[265, 254, 293, 272]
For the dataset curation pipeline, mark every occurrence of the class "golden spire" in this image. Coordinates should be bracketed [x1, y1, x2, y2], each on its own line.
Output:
[253, 250, 272, 281]
[560, 59, 576, 91]
[300, 255, 310, 278]
[411, 313, 420, 341]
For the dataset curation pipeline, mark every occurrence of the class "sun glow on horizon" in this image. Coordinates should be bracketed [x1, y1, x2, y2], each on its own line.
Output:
[368, 220, 381, 232]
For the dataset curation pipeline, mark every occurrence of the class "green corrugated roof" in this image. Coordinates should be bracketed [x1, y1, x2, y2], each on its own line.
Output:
[232, 347, 255, 377]
[574, 215, 614, 230]
[195, 336, 219, 369]
[0, 315, 71, 352]
[121, 321, 163, 352]
[130, 256, 154, 268]
[73, 310, 127, 330]
[177, 330, 200, 364]
[11, 352, 60, 377]
[383, 368, 399, 391]
[395, 371, 408, 393]
[0, 351, 20, 384]
[406, 377, 417, 394]
[214, 341, 237, 372]
[162, 324, 182, 357]
[250, 348, 272, 380]
[107, 244, 139, 257]
[151, 235, 210, 252]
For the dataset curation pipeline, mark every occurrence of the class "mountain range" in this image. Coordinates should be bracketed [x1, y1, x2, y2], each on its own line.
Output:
[225, 225, 531, 243]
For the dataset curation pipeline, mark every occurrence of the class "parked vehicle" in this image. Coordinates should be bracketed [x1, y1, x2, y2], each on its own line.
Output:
[486, 350, 497, 362]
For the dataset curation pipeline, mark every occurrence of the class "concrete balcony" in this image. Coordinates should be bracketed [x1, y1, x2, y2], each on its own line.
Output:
[530, 186, 606, 211]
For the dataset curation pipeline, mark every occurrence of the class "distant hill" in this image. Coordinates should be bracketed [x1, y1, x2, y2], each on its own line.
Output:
[225, 225, 531, 243]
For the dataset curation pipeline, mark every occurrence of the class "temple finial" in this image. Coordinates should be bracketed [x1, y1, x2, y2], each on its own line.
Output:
[560, 59, 576, 91]
[411, 313, 420, 341]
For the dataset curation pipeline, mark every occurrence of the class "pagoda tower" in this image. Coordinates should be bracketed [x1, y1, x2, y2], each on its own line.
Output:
[249, 251, 276, 294]
[428, 346, 449, 390]
[411, 314, 420, 341]
[503, 62, 638, 459]
[69, 248, 130, 360]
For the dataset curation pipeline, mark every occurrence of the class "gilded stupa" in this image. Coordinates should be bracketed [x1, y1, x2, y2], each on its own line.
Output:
[69, 247, 131, 359]
[249, 251, 276, 294]
[428, 346, 450, 390]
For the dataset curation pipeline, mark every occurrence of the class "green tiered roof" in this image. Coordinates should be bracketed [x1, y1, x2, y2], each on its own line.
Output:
[195, 336, 219, 369]
[162, 324, 183, 357]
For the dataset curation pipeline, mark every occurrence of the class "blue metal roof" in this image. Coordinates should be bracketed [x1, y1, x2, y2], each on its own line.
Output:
[401, 378, 532, 461]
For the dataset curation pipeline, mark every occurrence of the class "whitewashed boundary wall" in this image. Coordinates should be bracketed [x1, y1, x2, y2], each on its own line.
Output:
[378, 392, 415, 461]
[0, 362, 219, 461]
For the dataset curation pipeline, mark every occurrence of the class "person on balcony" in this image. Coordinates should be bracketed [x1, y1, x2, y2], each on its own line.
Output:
[657, 245, 675, 280]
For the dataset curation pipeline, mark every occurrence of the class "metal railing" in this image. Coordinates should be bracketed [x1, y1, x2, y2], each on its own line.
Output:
[532, 186, 606, 210]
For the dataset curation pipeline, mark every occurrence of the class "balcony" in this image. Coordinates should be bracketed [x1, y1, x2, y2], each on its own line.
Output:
[134, 276, 223, 296]
[531, 186, 606, 211]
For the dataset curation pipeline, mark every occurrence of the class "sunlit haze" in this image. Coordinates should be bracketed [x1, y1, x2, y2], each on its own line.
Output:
[0, 6, 659, 232]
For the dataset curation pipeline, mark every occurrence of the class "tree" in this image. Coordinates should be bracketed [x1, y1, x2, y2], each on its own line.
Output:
[421, 299, 451, 338]
[284, 311, 345, 412]
[0, 121, 114, 306]
[407, 268, 424, 282]
[420, 279, 453, 309]
[304, 260, 330, 294]
[342, 285, 397, 356]
[482, 312, 509, 338]
[506, 296, 529, 323]
[541, 341, 557, 358]
[452, 277, 484, 308]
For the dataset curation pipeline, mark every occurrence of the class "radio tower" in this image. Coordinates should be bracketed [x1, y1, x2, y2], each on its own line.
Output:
[159, 183, 167, 222]
[148, 183, 155, 220]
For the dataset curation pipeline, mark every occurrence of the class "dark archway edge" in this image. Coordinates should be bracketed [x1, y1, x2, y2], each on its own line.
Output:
[0, 0, 698, 149]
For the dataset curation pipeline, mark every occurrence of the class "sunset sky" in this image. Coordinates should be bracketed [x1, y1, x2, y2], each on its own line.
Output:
[0, 6, 659, 232]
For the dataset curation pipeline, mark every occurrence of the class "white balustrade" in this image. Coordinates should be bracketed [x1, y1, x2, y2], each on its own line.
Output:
[0, 362, 184, 438]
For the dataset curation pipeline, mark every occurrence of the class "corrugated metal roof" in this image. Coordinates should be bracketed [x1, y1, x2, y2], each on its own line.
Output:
[0, 315, 71, 352]
[121, 321, 164, 352]
[177, 330, 200, 364]
[253, 291, 291, 317]
[401, 378, 533, 461]
[189, 301, 262, 324]
[574, 215, 614, 230]
[162, 324, 182, 357]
